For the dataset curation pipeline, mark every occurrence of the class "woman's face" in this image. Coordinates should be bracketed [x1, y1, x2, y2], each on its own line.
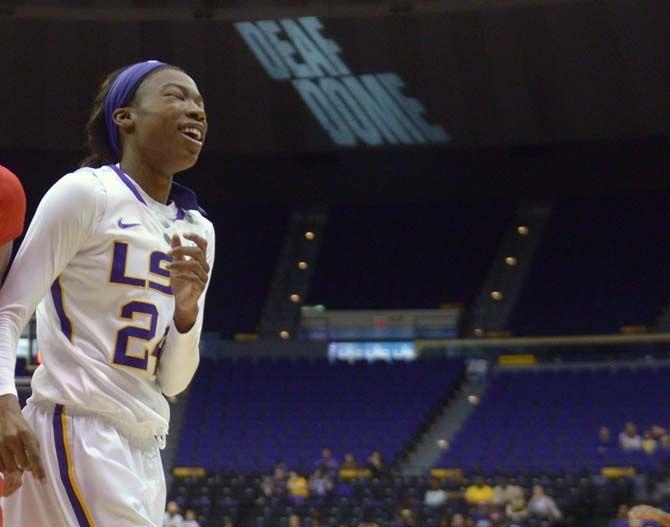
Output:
[120, 68, 207, 174]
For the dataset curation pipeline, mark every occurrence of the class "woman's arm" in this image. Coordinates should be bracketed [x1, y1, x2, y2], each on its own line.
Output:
[0, 170, 104, 479]
[156, 224, 215, 396]
[0, 171, 103, 395]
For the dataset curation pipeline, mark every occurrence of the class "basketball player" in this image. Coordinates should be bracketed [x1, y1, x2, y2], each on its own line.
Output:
[0, 165, 26, 281]
[0, 60, 214, 526]
[0, 167, 27, 518]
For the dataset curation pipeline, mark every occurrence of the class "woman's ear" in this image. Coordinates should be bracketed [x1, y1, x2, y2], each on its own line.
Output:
[112, 107, 134, 133]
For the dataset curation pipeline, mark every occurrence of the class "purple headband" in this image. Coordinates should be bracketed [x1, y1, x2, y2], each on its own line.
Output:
[104, 60, 168, 160]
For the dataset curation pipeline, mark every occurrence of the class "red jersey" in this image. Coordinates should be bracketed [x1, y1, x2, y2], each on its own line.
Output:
[0, 165, 26, 245]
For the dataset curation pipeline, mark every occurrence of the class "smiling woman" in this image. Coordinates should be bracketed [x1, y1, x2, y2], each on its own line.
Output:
[111, 67, 207, 180]
[81, 61, 207, 197]
[0, 60, 215, 526]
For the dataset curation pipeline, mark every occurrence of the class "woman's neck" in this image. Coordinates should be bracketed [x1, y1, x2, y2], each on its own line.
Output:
[120, 154, 173, 204]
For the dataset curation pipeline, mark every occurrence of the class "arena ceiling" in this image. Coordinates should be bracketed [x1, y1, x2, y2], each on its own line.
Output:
[3, 0, 594, 20]
[2, 0, 668, 201]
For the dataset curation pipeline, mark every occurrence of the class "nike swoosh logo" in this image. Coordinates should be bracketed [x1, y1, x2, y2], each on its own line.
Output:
[118, 218, 141, 229]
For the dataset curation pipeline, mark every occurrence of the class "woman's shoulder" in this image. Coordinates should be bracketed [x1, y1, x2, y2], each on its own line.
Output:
[54, 166, 106, 191]
[44, 166, 108, 208]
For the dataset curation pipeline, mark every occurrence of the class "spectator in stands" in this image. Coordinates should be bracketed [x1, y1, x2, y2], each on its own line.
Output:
[309, 468, 333, 498]
[643, 430, 658, 455]
[447, 513, 467, 527]
[395, 508, 417, 527]
[260, 475, 273, 498]
[659, 437, 670, 473]
[163, 501, 184, 527]
[599, 426, 614, 454]
[425, 477, 448, 508]
[471, 503, 497, 527]
[315, 448, 339, 475]
[182, 509, 200, 527]
[444, 477, 467, 512]
[528, 485, 562, 523]
[506, 496, 530, 527]
[610, 505, 630, 527]
[342, 452, 358, 470]
[493, 476, 524, 506]
[358, 511, 381, 527]
[287, 471, 309, 505]
[311, 512, 327, 527]
[620, 422, 643, 451]
[288, 514, 301, 527]
[271, 465, 287, 497]
[652, 426, 667, 440]
[465, 477, 495, 505]
[366, 451, 387, 478]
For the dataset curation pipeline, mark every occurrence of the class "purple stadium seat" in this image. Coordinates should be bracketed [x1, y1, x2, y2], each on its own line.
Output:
[438, 367, 670, 474]
[177, 358, 465, 473]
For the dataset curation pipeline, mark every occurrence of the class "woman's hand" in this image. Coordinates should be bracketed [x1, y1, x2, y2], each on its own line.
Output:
[167, 233, 209, 333]
[0, 394, 45, 484]
[3, 469, 23, 496]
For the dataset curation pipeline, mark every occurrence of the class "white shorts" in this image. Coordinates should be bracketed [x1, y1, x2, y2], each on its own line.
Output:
[4, 403, 166, 527]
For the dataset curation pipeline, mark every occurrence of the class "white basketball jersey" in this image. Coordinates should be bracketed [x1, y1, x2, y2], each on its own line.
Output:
[0, 164, 215, 446]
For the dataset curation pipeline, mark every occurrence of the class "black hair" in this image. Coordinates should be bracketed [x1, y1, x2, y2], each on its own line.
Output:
[79, 64, 181, 168]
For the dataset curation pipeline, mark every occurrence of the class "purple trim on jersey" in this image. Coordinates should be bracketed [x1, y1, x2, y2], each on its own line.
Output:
[108, 164, 147, 206]
[170, 181, 207, 216]
[50, 278, 73, 343]
[107, 164, 206, 218]
[104, 60, 167, 159]
[53, 405, 94, 527]
[151, 326, 170, 376]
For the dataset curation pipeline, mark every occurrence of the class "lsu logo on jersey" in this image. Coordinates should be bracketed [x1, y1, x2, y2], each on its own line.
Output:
[108, 241, 172, 375]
